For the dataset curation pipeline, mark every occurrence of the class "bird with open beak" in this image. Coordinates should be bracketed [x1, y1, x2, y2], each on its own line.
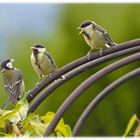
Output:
[78, 20, 116, 57]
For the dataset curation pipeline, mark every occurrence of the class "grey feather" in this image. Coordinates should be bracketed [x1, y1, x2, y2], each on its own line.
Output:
[44, 51, 57, 68]
[95, 24, 115, 46]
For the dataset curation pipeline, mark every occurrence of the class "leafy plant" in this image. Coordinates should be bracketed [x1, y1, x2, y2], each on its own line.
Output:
[123, 114, 140, 136]
[0, 98, 71, 137]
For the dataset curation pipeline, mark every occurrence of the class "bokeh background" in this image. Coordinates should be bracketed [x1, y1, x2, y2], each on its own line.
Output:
[0, 4, 140, 136]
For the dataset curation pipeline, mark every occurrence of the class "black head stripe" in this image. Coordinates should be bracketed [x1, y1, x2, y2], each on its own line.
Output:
[34, 44, 44, 48]
[1, 59, 11, 68]
[80, 20, 92, 28]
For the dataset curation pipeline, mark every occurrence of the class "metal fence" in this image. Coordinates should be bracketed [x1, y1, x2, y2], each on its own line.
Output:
[26, 38, 140, 136]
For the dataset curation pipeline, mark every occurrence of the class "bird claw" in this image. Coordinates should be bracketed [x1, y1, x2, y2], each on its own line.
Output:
[29, 93, 33, 98]
[48, 73, 53, 79]
[99, 49, 104, 57]
[54, 75, 65, 82]
[60, 75, 65, 80]
[86, 52, 92, 61]
[36, 83, 40, 90]
[86, 50, 94, 61]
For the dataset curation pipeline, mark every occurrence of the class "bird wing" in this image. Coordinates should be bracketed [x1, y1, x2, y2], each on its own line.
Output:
[4, 85, 17, 100]
[44, 51, 57, 68]
[95, 24, 115, 46]
[4, 70, 23, 103]
[12, 71, 23, 99]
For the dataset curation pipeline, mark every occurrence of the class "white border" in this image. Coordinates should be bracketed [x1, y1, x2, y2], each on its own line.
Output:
[0, 0, 139, 3]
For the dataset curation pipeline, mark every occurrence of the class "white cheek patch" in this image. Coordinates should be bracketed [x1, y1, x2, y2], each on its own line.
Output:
[38, 48, 46, 53]
[6, 62, 13, 69]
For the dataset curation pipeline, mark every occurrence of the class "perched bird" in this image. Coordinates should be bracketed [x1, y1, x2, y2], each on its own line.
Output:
[78, 20, 116, 57]
[30, 44, 58, 81]
[0, 59, 25, 109]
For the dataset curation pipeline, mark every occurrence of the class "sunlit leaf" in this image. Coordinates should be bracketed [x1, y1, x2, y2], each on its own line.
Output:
[0, 106, 20, 127]
[40, 111, 72, 137]
[123, 114, 137, 136]
[22, 113, 46, 136]
[0, 131, 16, 137]
[40, 111, 64, 125]
[8, 98, 29, 124]
[56, 131, 63, 137]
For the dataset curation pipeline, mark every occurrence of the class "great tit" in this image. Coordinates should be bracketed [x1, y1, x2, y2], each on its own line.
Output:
[0, 59, 25, 109]
[30, 44, 58, 81]
[78, 20, 116, 57]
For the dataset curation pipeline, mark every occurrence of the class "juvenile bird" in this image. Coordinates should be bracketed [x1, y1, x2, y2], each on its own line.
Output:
[0, 59, 25, 109]
[78, 20, 116, 57]
[30, 44, 58, 81]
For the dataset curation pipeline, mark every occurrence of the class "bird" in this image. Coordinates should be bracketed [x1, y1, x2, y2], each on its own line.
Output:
[78, 20, 116, 57]
[0, 59, 25, 109]
[30, 44, 58, 81]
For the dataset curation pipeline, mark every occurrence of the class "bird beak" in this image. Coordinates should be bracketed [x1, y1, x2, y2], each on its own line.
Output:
[31, 46, 37, 50]
[31, 47, 35, 49]
[77, 27, 81, 30]
[77, 27, 83, 35]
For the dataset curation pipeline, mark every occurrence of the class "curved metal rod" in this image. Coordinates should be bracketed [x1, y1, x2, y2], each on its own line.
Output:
[72, 67, 140, 136]
[44, 52, 140, 136]
[26, 39, 140, 102]
[28, 46, 140, 113]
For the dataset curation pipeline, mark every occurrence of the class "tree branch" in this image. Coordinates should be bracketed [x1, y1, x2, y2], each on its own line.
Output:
[26, 38, 140, 102]
[72, 67, 140, 136]
[43, 52, 140, 136]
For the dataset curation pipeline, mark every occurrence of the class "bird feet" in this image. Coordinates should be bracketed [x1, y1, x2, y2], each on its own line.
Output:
[86, 49, 94, 61]
[99, 48, 104, 57]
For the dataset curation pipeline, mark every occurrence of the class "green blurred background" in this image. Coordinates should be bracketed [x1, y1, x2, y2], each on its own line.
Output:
[0, 4, 140, 136]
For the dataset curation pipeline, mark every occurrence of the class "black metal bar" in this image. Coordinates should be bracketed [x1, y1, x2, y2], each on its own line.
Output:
[28, 46, 140, 113]
[44, 52, 140, 136]
[72, 67, 140, 136]
[26, 39, 140, 102]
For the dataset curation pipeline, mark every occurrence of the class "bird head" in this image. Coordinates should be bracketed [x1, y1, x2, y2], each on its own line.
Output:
[31, 44, 46, 54]
[0, 59, 14, 71]
[77, 20, 96, 35]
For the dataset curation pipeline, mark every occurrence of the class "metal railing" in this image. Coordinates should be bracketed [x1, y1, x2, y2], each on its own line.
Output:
[26, 38, 140, 136]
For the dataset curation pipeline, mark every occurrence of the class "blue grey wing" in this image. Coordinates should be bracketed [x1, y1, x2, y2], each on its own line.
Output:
[12, 72, 23, 99]
[95, 24, 115, 46]
[103, 32, 115, 46]
[4, 85, 17, 103]
[44, 51, 57, 68]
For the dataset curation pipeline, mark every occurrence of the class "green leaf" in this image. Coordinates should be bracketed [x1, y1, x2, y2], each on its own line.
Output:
[0, 106, 20, 127]
[123, 114, 137, 136]
[22, 113, 46, 136]
[7, 98, 29, 124]
[40, 111, 64, 125]
[56, 123, 72, 137]
[0, 97, 29, 132]
[0, 131, 16, 137]
[17, 97, 29, 118]
[40, 111, 72, 137]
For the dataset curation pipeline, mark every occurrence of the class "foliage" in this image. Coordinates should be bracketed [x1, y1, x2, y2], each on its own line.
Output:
[0, 98, 71, 137]
[123, 114, 140, 136]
